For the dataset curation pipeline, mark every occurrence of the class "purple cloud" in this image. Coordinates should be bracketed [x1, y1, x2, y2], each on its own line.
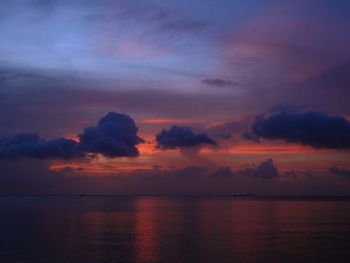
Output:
[156, 126, 217, 150]
[238, 159, 278, 179]
[0, 133, 79, 160]
[250, 111, 350, 149]
[79, 112, 144, 158]
[211, 166, 234, 177]
[0, 112, 143, 160]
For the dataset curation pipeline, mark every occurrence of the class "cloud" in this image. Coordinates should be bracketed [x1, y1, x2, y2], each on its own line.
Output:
[238, 159, 278, 179]
[249, 111, 350, 149]
[156, 125, 217, 149]
[211, 166, 234, 177]
[0, 133, 80, 160]
[79, 112, 144, 158]
[201, 78, 239, 88]
[329, 167, 350, 177]
[0, 112, 143, 160]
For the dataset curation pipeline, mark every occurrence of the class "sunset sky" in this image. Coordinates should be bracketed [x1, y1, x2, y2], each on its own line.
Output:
[1, 0, 350, 195]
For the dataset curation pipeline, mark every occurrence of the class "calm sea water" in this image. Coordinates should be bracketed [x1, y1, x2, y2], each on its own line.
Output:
[1, 196, 350, 263]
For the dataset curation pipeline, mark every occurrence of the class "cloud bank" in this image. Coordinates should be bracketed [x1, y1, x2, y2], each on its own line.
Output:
[249, 111, 350, 149]
[156, 125, 217, 149]
[211, 166, 234, 177]
[0, 112, 143, 160]
[0, 133, 80, 160]
[238, 159, 278, 179]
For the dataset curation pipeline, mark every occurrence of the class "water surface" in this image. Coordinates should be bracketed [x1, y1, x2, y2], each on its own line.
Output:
[1, 196, 350, 263]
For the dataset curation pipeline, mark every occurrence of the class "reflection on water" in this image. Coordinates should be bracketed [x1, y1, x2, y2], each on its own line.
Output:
[135, 199, 159, 262]
[1, 197, 350, 263]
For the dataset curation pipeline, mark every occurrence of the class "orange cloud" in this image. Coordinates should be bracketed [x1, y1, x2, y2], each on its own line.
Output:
[202, 143, 334, 155]
[50, 158, 153, 176]
[64, 133, 80, 142]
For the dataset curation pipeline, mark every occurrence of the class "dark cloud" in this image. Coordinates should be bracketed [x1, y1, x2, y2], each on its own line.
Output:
[0, 133, 80, 160]
[250, 111, 350, 149]
[238, 159, 278, 179]
[156, 125, 217, 149]
[329, 167, 350, 178]
[211, 166, 234, 177]
[201, 78, 239, 88]
[79, 112, 144, 158]
[0, 112, 143, 160]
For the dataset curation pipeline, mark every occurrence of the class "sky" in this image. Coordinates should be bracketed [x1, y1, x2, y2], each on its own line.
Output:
[0, 0, 350, 195]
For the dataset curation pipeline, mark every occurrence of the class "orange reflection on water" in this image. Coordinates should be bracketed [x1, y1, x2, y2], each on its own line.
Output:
[134, 198, 160, 263]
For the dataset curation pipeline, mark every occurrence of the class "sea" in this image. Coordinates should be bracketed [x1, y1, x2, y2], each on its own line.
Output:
[1, 196, 350, 263]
